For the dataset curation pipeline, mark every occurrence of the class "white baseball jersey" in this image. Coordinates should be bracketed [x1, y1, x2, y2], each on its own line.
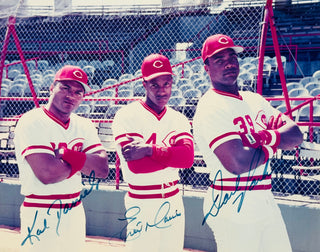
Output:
[193, 89, 292, 252]
[14, 106, 105, 196]
[194, 89, 281, 217]
[112, 100, 193, 188]
[112, 100, 192, 252]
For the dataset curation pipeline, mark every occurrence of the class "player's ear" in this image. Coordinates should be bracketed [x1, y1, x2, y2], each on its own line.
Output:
[142, 80, 147, 88]
[49, 83, 55, 93]
[204, 64, 209, 73]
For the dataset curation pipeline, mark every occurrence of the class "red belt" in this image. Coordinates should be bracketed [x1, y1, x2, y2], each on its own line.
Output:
[23, 192, 81, 209]
[210, 184, 271, 191]
[128, 180, 178, 190]
[128, 188, 179, 199]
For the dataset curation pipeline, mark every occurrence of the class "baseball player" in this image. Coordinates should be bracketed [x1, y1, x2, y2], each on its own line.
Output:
[14, 65, 109, 252]
[193, 34, 303, 252]
[112, 54, 194, 252]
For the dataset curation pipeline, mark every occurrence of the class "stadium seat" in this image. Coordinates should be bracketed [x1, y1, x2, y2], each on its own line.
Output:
[242, 56, 255, 64]
[286, 82, 303, 92]
[299, 76, 318, 87]
[310, 87, 320, 97]
[179, 83, 194, 94]
[190, 64, 203, 74]
[182, 88, 201, 104]
[193, 78, 206, 89]
[37, 60, 49, 72]
[83, 65, 95, 79]
[117, 89, 133, 98]
[295, 104, 320, 122]
[241, 62, 255, 71]
[8, 84, 25, 97]
[197, 83, 211, 95]
[64, 60, 76, 66]
[167, 96, 186, 113]
[176, 69, 192, 79]
[134, 69, 142, 77]
[238, 71, 255, 86]
[12, 78, 27, 88]
[190, 73, 202, 82]
[7, 69, 21, 80]
[171, 89, 182, 97]
[276, 104, 289, 114]
[133, 84, 145, 97]
[24, 85, 40, 97]
[90, 60, 104, 71]
[1, 87, 9, 97]
[1, 79, 12, 90]
[104, 105, 123, 119]
[75, 104, 92, 117]
[288, 87, 311, 106]
[26, 60, 36, 72]
[102, 60, 115, 69]
[269, 98, 284, 108]
[176, 78, 191, 89]
[118, 84, 133, 91]
[42, 74, 55, 89]
[312, 70, 320, 81]
[43, 69, 55, 76]
[288, 87, 309, 97]
[97, 89, 115, 98]
[119, 73, 133, 82]
[77, 59, 89, 69]
[305, 82, 320, 93]
[102, 78, 118, 88]
[250, 57, 259, 67]
[168, 96, 186, 106]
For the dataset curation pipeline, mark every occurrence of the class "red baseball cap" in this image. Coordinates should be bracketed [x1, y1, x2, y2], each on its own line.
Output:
[141, 54, 175, 81]
[54, 65, 91, 93]
[201, 34, 244, 63]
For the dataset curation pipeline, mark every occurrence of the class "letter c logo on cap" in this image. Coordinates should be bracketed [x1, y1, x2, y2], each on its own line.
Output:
[153, 60, 164, 69]
[218, 37, 229, 45]
[73, 70, 83, 79]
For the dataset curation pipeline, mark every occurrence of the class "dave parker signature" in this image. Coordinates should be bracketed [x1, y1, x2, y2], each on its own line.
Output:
[21, 170, 100, 246]
[117, 201, 182, 241]
[203, 150, 271, 225]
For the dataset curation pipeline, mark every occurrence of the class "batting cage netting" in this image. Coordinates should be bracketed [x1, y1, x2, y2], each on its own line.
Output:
[0, 0, 319, 200]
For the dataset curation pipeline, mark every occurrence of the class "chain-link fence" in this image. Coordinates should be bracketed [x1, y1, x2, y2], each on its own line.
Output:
[0, 1, 319, 199]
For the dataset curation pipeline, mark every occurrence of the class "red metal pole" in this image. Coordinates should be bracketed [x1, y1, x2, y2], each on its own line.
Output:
[0, 17, 14, 97]
[257, 1, 270, 95]
[267, 0, 292, 119]
[115, 153, 120, 190]
[10, 16, 39, 108]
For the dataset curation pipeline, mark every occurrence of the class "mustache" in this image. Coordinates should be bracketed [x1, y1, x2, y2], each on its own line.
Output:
[224, 68, 238, 75]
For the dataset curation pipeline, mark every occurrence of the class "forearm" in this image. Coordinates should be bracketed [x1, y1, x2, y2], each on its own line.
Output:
[80, 151, 109, 178]
[215, 139, 267, 175]
[150, 139, 194, 168]
[26, 153, 72, 184]
[277, 123, 303, 150]
[125, 139, 194, 174]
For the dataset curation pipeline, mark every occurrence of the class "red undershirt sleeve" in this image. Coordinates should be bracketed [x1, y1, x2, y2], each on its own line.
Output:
[126, 138, 194, 174]
[150, 138, 194, 168]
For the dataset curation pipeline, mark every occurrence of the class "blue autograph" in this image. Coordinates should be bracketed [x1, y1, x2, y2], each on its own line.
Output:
[117, 201, 181, 241]
[21, 170, 100, 246]
[203, 149, 271, 225]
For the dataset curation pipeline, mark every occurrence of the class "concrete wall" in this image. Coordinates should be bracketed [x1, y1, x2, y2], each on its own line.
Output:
[0, 181, 319, 252]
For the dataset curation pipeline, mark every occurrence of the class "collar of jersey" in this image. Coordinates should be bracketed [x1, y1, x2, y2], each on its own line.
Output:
[42, 106, 70, 129]
[139, 100, 167, 121]
[212, 88, 243, 100]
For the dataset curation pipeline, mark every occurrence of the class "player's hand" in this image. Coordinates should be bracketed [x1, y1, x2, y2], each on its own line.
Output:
[54, 147, 66, 160]
[121, 137, 152, 162]
[267, 113, 286, 130]
[239, 132, 263, 149]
